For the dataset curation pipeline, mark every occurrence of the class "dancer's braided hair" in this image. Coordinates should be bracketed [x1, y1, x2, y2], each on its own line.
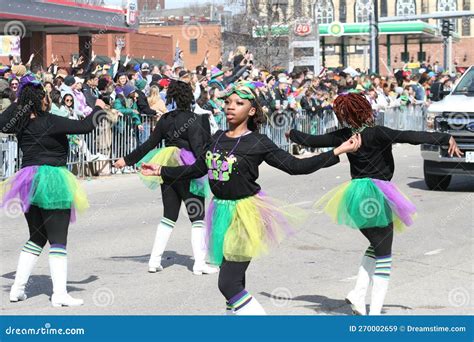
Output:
[12, 85, 46, 137]
[166, 80, 194, 111]
[333, 93, 374, 128]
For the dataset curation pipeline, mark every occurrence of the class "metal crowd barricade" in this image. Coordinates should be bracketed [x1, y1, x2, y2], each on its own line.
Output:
[1, 134, 20, 180]
[382, 104, 425, 131]
[0, 105, 427, 180]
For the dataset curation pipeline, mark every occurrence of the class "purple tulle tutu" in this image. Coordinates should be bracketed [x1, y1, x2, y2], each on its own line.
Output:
[372, 179, 417, 227]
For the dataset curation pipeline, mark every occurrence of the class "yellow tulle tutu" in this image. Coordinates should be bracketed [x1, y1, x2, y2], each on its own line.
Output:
[206, 192, 307, 265]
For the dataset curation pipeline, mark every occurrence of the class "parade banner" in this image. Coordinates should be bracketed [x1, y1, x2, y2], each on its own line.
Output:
[0, 36, 21, 56]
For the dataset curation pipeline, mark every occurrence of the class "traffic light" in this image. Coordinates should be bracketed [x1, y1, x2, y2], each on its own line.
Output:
[448, 22, 454, 35]
[442, 20, 450, 37]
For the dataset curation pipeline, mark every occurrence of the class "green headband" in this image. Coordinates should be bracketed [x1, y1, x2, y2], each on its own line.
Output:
[225, 81, 256, 100]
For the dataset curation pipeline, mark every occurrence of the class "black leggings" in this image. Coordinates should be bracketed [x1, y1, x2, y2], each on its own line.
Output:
[161, 180, 205, 223]
[360, 223, 394, 256]
[218, 258, 250, 300]
[24, 205, 71, 248]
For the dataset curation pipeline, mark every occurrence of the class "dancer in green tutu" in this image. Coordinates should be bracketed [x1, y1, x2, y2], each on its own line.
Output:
[1, 74, 106, 307]
[287, 93, 463, 315]
[114, 80, 217, 275]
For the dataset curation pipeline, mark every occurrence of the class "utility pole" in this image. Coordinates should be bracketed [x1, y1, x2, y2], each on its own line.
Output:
[369, 0, 379, 74]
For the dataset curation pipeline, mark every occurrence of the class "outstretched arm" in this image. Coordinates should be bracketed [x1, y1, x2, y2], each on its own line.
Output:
[145, 148, 209, 181]
[262, 134, 361, 175]
[375, 126, 462, 157]
[121, 119, 164, 166]
[287, 127, 351, 148]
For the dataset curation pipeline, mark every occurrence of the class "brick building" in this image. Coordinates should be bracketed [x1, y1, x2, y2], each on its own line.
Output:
[140, 24, 222, 68]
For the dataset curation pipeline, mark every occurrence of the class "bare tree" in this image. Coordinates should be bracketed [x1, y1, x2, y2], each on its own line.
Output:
[223, 0, 296, 70]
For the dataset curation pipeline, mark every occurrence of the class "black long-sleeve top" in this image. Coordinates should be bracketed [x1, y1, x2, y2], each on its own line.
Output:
[289, 126, 451, 181]
[161, 130, 340, 200]
[0, 103, 105, 168]
[123, 110, 211, 166]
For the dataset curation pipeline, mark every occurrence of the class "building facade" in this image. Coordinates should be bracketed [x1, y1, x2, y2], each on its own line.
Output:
[245, 0, 473, 70]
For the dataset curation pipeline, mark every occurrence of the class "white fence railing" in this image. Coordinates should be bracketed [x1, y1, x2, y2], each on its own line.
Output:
[0, 105, 425, 180]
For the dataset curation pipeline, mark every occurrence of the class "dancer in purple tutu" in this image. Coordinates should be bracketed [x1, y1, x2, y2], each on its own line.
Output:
[1, 74, 106, 307]
[113, 80, 218, 275]
[286, 93, 463, 315]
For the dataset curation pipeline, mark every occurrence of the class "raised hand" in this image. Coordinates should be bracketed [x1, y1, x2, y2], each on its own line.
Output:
[334, 133, 362, 156]
[448, 137, 463, 157]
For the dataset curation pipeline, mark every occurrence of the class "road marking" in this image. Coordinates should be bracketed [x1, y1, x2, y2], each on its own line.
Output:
[424, 249, 444, 256]
[340, 276, 357, 282]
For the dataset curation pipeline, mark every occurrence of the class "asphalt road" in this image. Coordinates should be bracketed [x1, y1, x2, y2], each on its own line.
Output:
[1, 144, 473, 315]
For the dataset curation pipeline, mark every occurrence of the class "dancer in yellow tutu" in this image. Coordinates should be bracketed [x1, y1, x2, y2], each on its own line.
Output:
[0, 73, 106, 307]
[114, 80, 217, 275]
[287, 93, 463, 315]
[140, 81, 360, 315]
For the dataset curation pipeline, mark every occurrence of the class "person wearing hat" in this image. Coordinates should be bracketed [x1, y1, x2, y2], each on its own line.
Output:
[82, 74, 99, 109]
[64, 76, 92, 117]
[258, 75, 276, 115]
[135, 78, 156, 117]
[141, 62, 150, 82]
[0, 65, 11, 80]
[59, 75, 86, 117]
[209, 67, 225, 91]
[59, 75, 76, 98]
[274, 76, 290, 111]
[113, 83, 143, 142]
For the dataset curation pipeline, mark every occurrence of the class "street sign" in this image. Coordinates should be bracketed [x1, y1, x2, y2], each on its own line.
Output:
[294, 20, 312, 37]
[126, 0, 138, 26]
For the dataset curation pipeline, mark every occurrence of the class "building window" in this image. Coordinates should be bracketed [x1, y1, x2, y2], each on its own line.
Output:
[396, 0, 416, 16]
[294, 0, 304, 17]
[354, 0, 374, 23]
[190, 39, 198, 54]
[314, 0, 334, 24]
[339, 0, 347, 23]
[462, 0, 471, 36]
[380, 0, 388, 17]
[438, 0, 458, 31]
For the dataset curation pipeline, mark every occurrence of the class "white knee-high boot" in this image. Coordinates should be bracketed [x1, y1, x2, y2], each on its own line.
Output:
[10, 241, 43, 302]
[191, 221, 219, 275]
[49, 245, 83, 307]
[369, 255, 392, 315]
[229, 290, 266, 316]
[148, 218, 174, 273]
[346, 247, 376, 315]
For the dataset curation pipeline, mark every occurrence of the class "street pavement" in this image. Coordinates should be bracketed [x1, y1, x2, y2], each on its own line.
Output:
[1, 144, 473, 315]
